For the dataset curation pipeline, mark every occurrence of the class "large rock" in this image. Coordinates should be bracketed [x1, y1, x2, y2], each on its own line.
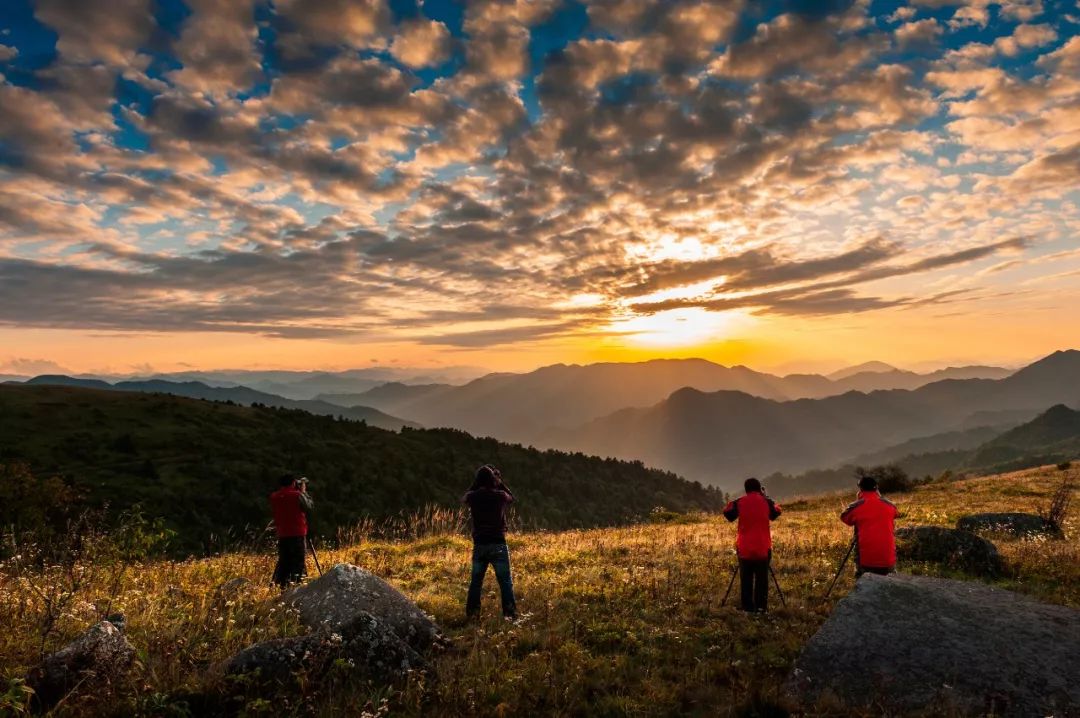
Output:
[28, 619, 135, 710]
[223, 612, 424, 687]
[285, 564, 443, 651]
[787, 574, 1080, 717]
[896, 526, 1003, 576]
[957, 512, 1061, 537]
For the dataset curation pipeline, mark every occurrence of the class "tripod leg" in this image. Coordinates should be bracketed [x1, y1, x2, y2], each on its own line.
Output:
[307, 536, 323, 576]
[820, 539, 856, 605]
[720, 564, 739, 607]
[769, 565, 786, 608]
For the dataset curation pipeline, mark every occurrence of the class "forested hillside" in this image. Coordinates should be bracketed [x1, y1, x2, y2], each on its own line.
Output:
[0, 385, 725, 552]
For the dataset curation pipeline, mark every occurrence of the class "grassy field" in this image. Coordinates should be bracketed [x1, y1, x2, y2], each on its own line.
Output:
[1, 465, 1076, 716]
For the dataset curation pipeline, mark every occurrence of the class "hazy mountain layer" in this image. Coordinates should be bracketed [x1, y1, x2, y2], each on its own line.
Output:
[389, 358, 1013, 444]
[19, 375, 417, 431]
[547, 351, 1079, 488]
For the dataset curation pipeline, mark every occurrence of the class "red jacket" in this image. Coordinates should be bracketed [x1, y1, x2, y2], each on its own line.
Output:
[270, 486, 309, 538]
[840, 490, 898, 569]
[723, 491, 782, 560]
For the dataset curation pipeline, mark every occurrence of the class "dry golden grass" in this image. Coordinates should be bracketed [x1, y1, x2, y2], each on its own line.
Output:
[1, 465, 1076, 716]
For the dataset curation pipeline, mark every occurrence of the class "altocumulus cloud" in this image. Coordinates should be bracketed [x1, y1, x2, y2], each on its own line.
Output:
[0, 0, 1077, 346]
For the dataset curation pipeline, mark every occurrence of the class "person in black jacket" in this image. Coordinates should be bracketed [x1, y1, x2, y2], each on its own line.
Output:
[462, 464, 517, 620]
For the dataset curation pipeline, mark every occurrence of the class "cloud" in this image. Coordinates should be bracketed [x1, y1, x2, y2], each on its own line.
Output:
[34, 0, 154, 66]
[0, 357, 72, 375]
[0, 44, 18, 61]
[274, 0, 391, 59]
[0, 0, 1075, 349]
[995, 23, 1058, 56]
[896, 19, 943, 48]
[168, 0, 262, 95]
[391, 18, 453, 69]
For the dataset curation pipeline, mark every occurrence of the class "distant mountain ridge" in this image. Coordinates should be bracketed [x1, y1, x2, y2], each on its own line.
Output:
[765, 402, 1080, 498]
[383, 358, 1013, 444]
[18, 375, 417, 431]
[546, 350, 1080, 488]
[87, 366, 487, 400]
[827, 361, 899, 380]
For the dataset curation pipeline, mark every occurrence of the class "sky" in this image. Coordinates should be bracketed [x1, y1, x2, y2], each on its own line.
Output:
[0, 0, 1078, 376]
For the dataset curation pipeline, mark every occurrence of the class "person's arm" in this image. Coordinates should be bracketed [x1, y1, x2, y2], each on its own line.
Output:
[462, 490, 473, 506]
[722, 499, 738, 522]
[299, 490, 313, 512]
[768, 498, 782, 521]
[840, 499, 862, 526]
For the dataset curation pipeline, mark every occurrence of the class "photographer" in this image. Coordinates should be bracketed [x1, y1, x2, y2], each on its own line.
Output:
[723, 477, 782, 613]
[270, 474, 314, 588]
[462, 464, 517, 620]
[840, 475, 898, 576]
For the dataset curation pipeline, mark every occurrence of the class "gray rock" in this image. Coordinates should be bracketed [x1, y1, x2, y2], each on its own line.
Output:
[223, 611, 424, 687]
[787, 574, 1080, 717]
[28, 620, 136, 710]
[896, 526, 1003, 576]
[285, 564, 443, 651]
[957, 512, 1061, 537]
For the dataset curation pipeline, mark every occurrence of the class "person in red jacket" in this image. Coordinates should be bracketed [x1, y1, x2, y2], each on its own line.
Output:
[840, 475, 898, 576]
[723, 477, 782, 612]
[270, 474, 314, 588]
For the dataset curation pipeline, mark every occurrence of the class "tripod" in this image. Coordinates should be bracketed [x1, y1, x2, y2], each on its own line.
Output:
[820, 538, 856, 604]
[721, 561, 787, 608]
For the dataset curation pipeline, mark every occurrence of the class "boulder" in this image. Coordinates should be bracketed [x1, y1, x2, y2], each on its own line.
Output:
[787, 574, 1080, 717]
[956, 512, 1061, 537]
[28, 619, 135, 710]
[285, 564, 443, 651]
[223, 611, 424, 687]
[896, 526, 1002, 576]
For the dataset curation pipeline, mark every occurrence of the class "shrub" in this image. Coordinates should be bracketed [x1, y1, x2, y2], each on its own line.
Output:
[854, 465, 916, 493]
[1057, 461, 1072, 471]
[1041, 475, 1074, 531]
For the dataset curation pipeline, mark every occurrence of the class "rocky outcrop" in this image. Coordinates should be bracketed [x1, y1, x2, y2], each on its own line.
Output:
[285, 564, 443, 651]
[956, 512, 1061, 537]
[896, 526, 1003, 576]
[787, 574, 1080, 717]
[27, 619, 135, 710]
[223, 612, 424, 688]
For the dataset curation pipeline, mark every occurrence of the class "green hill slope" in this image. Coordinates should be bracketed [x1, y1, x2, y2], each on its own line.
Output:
[0, 385, 725, 551]
[967, 404, 1080, 471]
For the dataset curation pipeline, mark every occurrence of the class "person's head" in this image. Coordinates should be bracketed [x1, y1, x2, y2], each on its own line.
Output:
[474, 464, 498, 489]
[744, 477, 763, 494]
[279, 473, 298, 488]
[858, 475, 878, 492]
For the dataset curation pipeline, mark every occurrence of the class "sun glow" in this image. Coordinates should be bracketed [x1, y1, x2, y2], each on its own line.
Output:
[609, 308, 746, 347]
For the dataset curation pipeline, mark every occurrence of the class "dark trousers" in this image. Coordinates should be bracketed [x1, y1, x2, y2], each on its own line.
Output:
[273, 535, 307, 588]
[739, 554, 770, 612]
[466, 542, 517, 618]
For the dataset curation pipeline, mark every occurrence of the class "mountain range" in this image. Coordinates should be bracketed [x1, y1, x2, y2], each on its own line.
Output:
[763, 403, 1080, 498]
[544, 350, 1080, 487]
[16, 375, 416, 431]
[321, 359, 1013, 443]
[10, 353, 1074, 492]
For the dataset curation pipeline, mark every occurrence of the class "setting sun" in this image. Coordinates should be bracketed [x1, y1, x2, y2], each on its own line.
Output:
[610, 308, 748, 348]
